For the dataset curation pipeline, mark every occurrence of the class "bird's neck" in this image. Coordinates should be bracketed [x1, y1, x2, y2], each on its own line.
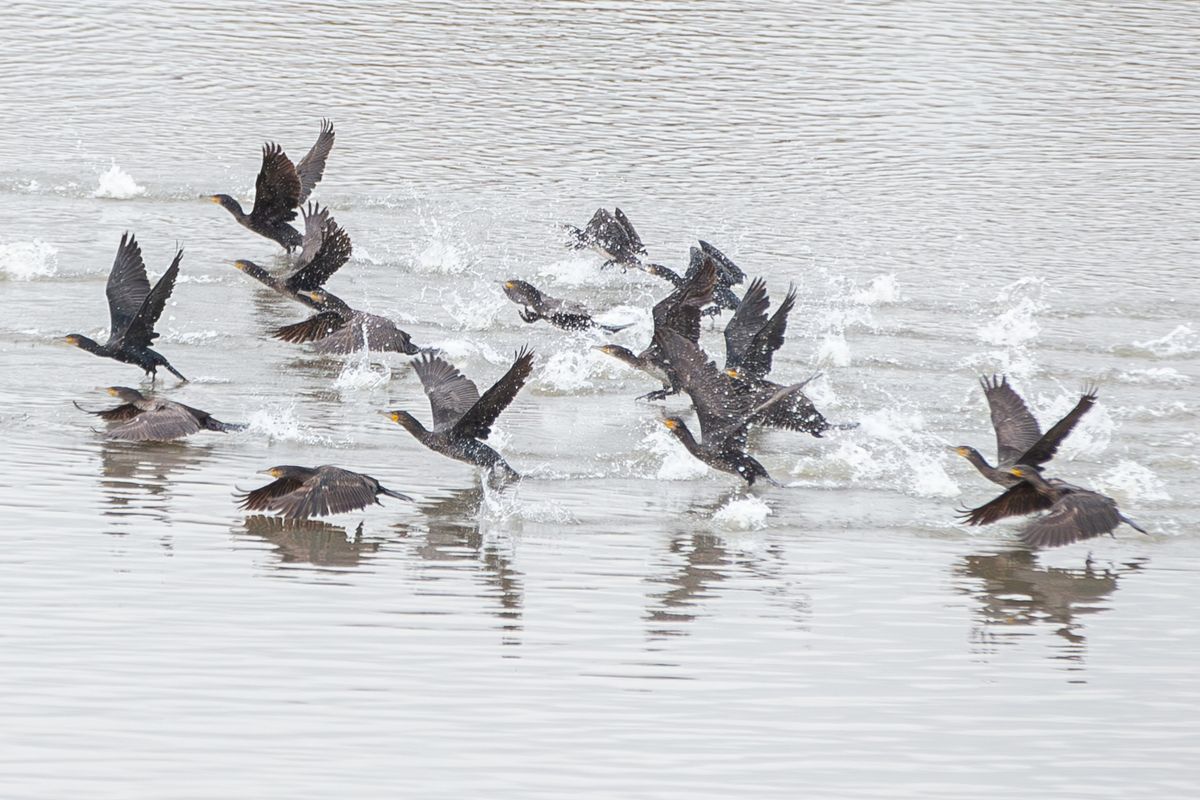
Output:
[392, 411, 428, 437]
[73, 335, 104, 355]
[963, 448, 994, 472]
[669, 424, 701, 453]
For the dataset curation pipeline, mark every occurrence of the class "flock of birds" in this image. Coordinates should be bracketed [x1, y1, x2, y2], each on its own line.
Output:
[62, 120, 1148, 549]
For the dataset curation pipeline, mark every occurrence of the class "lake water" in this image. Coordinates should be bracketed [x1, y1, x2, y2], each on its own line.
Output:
[1, 2, 1198, 797]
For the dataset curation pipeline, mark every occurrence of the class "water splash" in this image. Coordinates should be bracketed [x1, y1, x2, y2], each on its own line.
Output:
[479, 480, 579, 524]
[332, 351, 392, 391]
[93, 162, 146, 199]
[851, 273, 900, 306]
[0, 239, 58, 280]
[246, 403, 331, 445]
[711, 495, 772, 531]
[1095, 459, 1171, 504]
[640, 423, 709, 481]
[976, 277, 1046, 379]
[1129, 324, 1198, 359]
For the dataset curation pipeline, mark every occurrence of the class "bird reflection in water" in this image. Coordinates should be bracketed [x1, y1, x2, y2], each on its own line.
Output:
[645, 491, 808, 641]
[98, 439, 216, 538]
[397, 487, 524, 648]
[237, 515, 383, 572]
[956, 548, 1148, 671]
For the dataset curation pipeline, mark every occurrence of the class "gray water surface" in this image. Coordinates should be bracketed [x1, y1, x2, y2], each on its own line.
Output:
[2, 2, 1199, 798]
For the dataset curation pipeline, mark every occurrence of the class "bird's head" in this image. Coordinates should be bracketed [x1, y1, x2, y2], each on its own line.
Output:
[725, 367, 742, 380]
[950, 446, 974, 458]
[257, 466, 287, 478]
[383, 409, 424, 435]
[594, 343, 636, 366]
[233, 260, 251, 272]
[106, 387, 143, 402]
[64, 333, 99, 352]
[209, 194, 239, 212]
[306, 289, 328, 304]
[1008, 465, 1031, 478]
[501, 279, 538, 304]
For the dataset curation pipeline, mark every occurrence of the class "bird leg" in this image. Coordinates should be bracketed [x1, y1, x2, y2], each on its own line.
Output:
[637, 388, 674, 402]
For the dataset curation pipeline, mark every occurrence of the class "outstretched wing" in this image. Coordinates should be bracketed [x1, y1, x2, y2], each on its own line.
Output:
[285, 215, 352, 292]
[296, 202, 331, 268]
[1019, 489, 1120, 548]
[271, 467, 378, 519]
[310, 314, 418, 355]
[236, 475, 310, 513]
[981, 375, 1042, 464]
[412, 353, 483, 432]
[105, 233, 151, 339]
[699, 240, 746, 286]
[957, 481, 1053, 527]
[1019, 385, 1098, 466]
[723, 278, 769, 369]
[105, 403, 201, 442]
[295, 119, 335, 204]
[613, 207, 646, 254]
[73, 400, 143, 422]
[652, 256, 716, 343]
[738, 285, 796, 380]
[249, 143, 301, 224]
[120, 248, 182, 347]
[452, 347, 534, 441]
[272, 312, 346, 344]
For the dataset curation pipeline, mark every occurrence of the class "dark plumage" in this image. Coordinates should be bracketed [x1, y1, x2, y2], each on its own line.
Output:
[210, 119, 335, 251]
[595, 256, 716, 401]
[233, 203, 351, 306]
[274, 289, 421, 355]
[723, 278, 844, 436]
[74, 386, 243, 441]
[502, 279, 630, 333]
[958, 465, 1147, 548]
[657, 330, 807, 486]
[952, 376, 1098, 487]
[65, 233, 186, 383]
[386, 348, 534, 487]
[236, 464, 411, 520]
[640, 240, 745, 313]
[562, 207, 648, 268]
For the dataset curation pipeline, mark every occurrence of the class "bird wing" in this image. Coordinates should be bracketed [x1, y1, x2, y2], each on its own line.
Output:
[120, 248, 182, 347]
[271, 466, 378, 519]
[1019, 385, 1098, 466]
[613, 207, 646, 254]
[105, 233, 151, 339]
[312, 314, 417, 355]
[412, 353, 483, 432]
[981, 375, 1042, 464]
[452, 347, 534, 441]
[749, 379, 827, 433]
[657, 330, 748, 443]
[73, 400, 144, 421]
[738, 285, 796, 380]
[723, 277, 769, 369]
[249, 143, 301, 224]
[272, 311, 346, 344]
[285, 215, 352, 292]
[1019, 488, 1120, 548]
[105, 403, 202, 441]
[295, 119, 335, 204]
[652, 256, 716, 343]
[296, 202, 331, 268]
[237, 475, 308, 513]
[957, 481, 1054, 526]
[699, 240, 746, 285]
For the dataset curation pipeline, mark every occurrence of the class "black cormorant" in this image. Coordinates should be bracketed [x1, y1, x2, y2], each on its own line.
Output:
[385, 348, 534, 487]
[952, 376, 1097, 486]
[64, 233, 186, 383]
[237, 464, 411, 520]
[210, 119, 335, 251]
[275, 289, 421, 355]
[233, 203, 351, 306]
[75, 386, 243, 441]
[959, 465, 1147, 548]
[502, 279, 630, 333]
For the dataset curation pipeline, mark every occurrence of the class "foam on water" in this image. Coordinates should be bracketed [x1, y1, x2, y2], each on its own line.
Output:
[414, 235, 472, 275]
[93, 162, 146, 199]
[1128, 324, 1198, 359]
[975, 277, 1047, 380]
[851, 273, 901, 306]
[534, 347, 635, 395]
[1095, 459, 1171, 504]
[535, 254, 622, 288]
[0, 239, 58, 280]
[332, 351, 392, 391]
[791, 407, 960, 497]
[640, 422, 710, 481]
[246, 403, 333, 445]
[1110, 367, 1191, 385]
[441, 285, 505, 331]
[479, 479, 579, 525]
[161, 330, 221, 345]
[711, 495, 772, 531]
